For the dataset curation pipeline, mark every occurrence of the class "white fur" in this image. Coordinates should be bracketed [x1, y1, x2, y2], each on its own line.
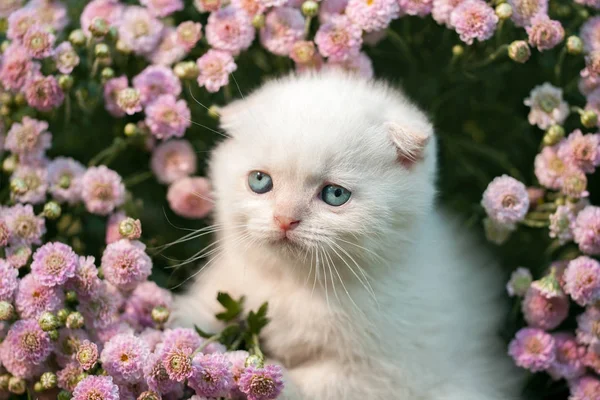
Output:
[172, 71, 523, 400]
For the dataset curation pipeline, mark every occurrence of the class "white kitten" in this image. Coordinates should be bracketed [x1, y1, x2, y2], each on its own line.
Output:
[172, 71, 523, 400]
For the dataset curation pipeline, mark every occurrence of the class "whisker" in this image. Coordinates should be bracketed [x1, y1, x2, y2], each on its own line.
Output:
[186, 84, 212, 112]
[191, 190, 215, 204]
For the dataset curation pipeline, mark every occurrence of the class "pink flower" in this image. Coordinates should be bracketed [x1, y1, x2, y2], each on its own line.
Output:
[573, 206, 600, 255]
[6, 244, 33, 269]
[7, 8, 36, 41]
[80, 0, 124, 36]
[67, 256, 102, 299]
[176, 21, 203, 51]
[346, 0, 399, 32]
[0, 44, 38, 92]
[148, 28, 187, 66]
[583, 348, 600, 374]
[15, 274, 65, 319]
[549, 205, 575, 245]
[580, 16, 600, 53]
[188, 353, 234, 397]
[101, 239, 152, 291]
[133, 65, 182, 106]
[576, 306, 600, 353]
[315, 16, 363, 62]
[230, 0, 264, 16]
[140, 0, 184, 17]
[31, 242, 78, 287]
[327, 52, 374, 79]
[508, 328, 556, 372]
[100, 333, 150, 384]
[398, 0, 433, 17]
[564, 256, 600, 305]
[118, 6, 164, 55]
[24, 74, 65, 112]
[0, 259, 18, 303]
[526, 14, 564, 51]
[557, 131, 600, 174]
[260, 7, 306, 56]
[124, 281, 173, 329]
[58, 362, 85, 391]
[117, 88, 143, 115]
[103, 76, 129, 117]
[524, 83, 569, 130]
[547, 333, 586, 381]
[47, 157, 86, 205]
[0, 0, 22, 18]
[584, 88, 600, 125]
[449, 0, 498, 45]
[481, 175, 529, 225]
[72, 375, 120, 400]
[319, 0, 348, 22]
[167, 177, 214, 219]
[151, 139, 198, 184]
[580, 68, 600, 96]
[560, 167, 589, 199]
[206, 6, 255, 55]
[144, 351, 182, 394]
[534, 145, 566, 190]
[196, 49, 238, 93]
[145, 95, 191, 140]
[77, 282, 121, 329]
[106, 212, 127, 244]
[290, 40, 317, 64]
[161, 345, 194, 382]
[75, 340, 99, 371]
[3, 204, 45, 245]
[506, 0, 547, 27]
[522, 286, 569, 330]
[29, 0, 69, 32]
[81, 166, 126, 216]
[506, 267, 532, 297]
[238, 364, 284, 400]
[54, 42, 80, 74]
[432, 0, 464, 27]
[196, 0, 223, 13]
[22, 25, 55, 59]
[11, 165, 48, 205]
[4, 117, 51, 163]
[569, 375, 600, 400]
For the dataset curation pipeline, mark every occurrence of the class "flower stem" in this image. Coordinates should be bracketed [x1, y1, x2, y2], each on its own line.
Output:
[250, 333, 264, 359]
[468, 44, 509, 69]
[386, 28, 415, 66]
[554, 46, 567, 85]
[192, 333, 222, 356]
[124, 171, 154, 188]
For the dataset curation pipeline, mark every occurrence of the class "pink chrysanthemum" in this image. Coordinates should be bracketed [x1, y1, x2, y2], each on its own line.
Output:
[57, 362, 85, 391]
[481, 175, 529, 225]
[560, 167, 589, 199]
[196, 49, 238, 93]
[54, 42, 80, 74]
[161, 328, 204, 352]
[118, 6, 164, 55]
[0, 259, 18, 303]
[103, 76, 129, 117]
[139, 328, 164, 352]
[573, 206, 600, 255]
[145, 94, 191, 140]
[11, 165, 48, 205]
[432, 0, 464, 27]
[55, 329, 90, 368]
[15, 274, 64, 319]
[95, 322, 134, 345]
[315, 15, 363, 62]
[73, 375, 120, 400]
[398, 0, 433, 17]
[238, 364, 284, 400]
[449, 0, 498, 45]
[0, 0, 22, 18]
[581, 16, 600, 54]
[226, 350, 249, 395]
[4, 319, 52, 364]
[144, 351, 181, 394]
[564, 256, 600, 305]
[569, 375, 600, 400]
[106, 212, 126, 244]
[22, 25, 55, 59]
[524, 83, 569, 130]
[5, 245, 33, 269]
[547, 333, 586, 381]
[188, 353, 234, 397]
[319, 0, 348, 22]
[176, 21, 203, 51]
[28, 0, 69, 32]
[260, 7, 305, 56]
[549, 205, 576, 245]
[4, 116, 51, 163]
[508, 328, 556, 372]
[80, 166, 126, 216]
[151, 139, 197, 185]
[80, 0, 124, 35]
[101, 239, 152, 291]
[0, 43, 38, 92]
[290, 40, 316, 64]
[31, 242, 78, 287]
[557, 131, 600, 174]
[124, 281, 173, 329]
[346, 0, 399, 32]
[522, 286, 569, 330]
[6, 8, 36, 41]
[327, 52, 375, 79]
[576, 306, 600, 353]
[506, 267, 532, 297]
[580, 69, 600, 96]
[24, 74, 65, 112]
[75, 340, 99, 371]
[117, 88, 143, 115]
[534, 145, 567, 190]
[67, 256, 102, 299]
[259, 0, 287, 6]
[100, 333, 150, 384]
[506, 0, 547, 27]
[47, 157, 86, 205]
[133, 65, 182, 106]
[526, 14, 565, 51]
[206, 6, 255, 55]
[230, 0, 264, 16]
[141, 0, 184, 17]
[161, 345, 194, 382]
[583, 348, 600, 374]
[4, 204, 45, 245]
[77, 282, 121, 329]
[148, 28, 187, 66]
[167, 177, 214, 219]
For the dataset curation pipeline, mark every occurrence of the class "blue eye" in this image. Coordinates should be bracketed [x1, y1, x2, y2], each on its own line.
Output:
[248, 171, 273, 194]
[321, 184, 351, 206]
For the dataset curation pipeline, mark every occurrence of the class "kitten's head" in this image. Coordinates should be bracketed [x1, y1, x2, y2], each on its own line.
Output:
[209, 71, 437, 266]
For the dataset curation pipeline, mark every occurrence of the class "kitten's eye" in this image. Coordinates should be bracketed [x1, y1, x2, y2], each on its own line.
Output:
[321, 184, 351, 206]
[248, 171, 273, 194]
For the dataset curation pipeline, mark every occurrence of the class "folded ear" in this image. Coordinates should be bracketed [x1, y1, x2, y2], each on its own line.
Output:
[385, 121, 431, 168]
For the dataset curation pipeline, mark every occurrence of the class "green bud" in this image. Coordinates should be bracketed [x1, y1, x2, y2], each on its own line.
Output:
[208, 105, 221, 119]
[252, 14, 265, 29]
[57, 308, 70, 323]
[66, 311, 85, 329]
[2, 154, 17, 173]
[0, 104, 9, 116]
[66, 290, 78, 303]
[508, 40, 530, 63]
[40, 372, 58, 390]
[69, 29, 86, 46]
[34, 382, 44, 392]
[245, 354, 265, 368]
[452, 45, 464, 57]
[495, 3, 512, 19]
[43, 201, 62, 220]
[301, 0, 319, 17]
[58, 390, 72, 400]
[115, 39, 131, 54]
[14, 92, 25, 106]
[0, 301, 14, 321]
[173, 61, 198, 80]
[48, 329, 60, 341]
[0, 92, 12, 106]
[39, 311, 60, 331]
[90, 17, 109, 37]
[119, 217, 141, 239]
[581, 109, 598, 128]
[8, 377, 26, 395]
[58, 75, 74, 91]
[566, 36, 583, 55]
[1, 41, 10, 53]
[0, 374, 9, 391]
[101, 67, 115, 82]
[124, 122, 138, 137]
[10, 177, 28, 195]
[151, 306, 170, 325]
[94, 43, 110, 59]
[58, 174, 71, 189]
[543, 125, 565, 146]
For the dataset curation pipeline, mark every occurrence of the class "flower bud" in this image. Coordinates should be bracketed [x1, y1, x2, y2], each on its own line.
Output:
[43, 201, 62, 220]
[508, 40, 530, 63]
[58, 75, 74, 91]
[301, 0, 319, 17]
[452, 45, 463, 57]
[208, 105, 221, 119]
[117, 88, 141, 113]
[48, 329, 60, 341]
[39, 311, 60, 331]
[0, 92, 12, 106]
[57, 308, 70, 323]
[245, 354, 265, 368]
[58, 390, 72, 400]
[14, 92, 26, 106]
[0, 374, 9, 391]
[57, 173, 71, 189]
[123, 122, 137, 137]
[151, 306, 170, 325]
[566, 36, 583, 55]
[119, 218, 142, 240]
[483, 217, 514, 245]
[94, 43, 110, 59]
[40, 372, 58, 390]
[581, 109, 598, 128]
[34, 382, 43, 392]
[10, 177, 27, 195]
[0, 104, 9, 116]
[116, 39, 131, 54]
[2, 154, 17, 173]
[101, 67, 115, 82]
[0, 301, 14, 321]
[252, 14, 265, 29]
[495, 3, 512, 19]
[543, 125, 565, 146]
[8, 377, 26, 395]
[90, 17, 110, 37]
[66, 290, 78, 303]
[1, 41, 10, 53]
[173, 61, 199, 80]
[138, 391, 161, 400]
[66, 311, 85, 329]
[69, 29, 86, 46]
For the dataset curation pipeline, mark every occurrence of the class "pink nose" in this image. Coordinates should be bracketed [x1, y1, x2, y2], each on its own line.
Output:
[274, 215, 301, 231]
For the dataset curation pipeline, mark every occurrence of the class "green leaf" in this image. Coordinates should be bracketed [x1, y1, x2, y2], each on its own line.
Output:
[247, 302, 269, 335]
[215, 292, 245, 322]
[219, 324, 242, 347]
[194, 325, 214, 339]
